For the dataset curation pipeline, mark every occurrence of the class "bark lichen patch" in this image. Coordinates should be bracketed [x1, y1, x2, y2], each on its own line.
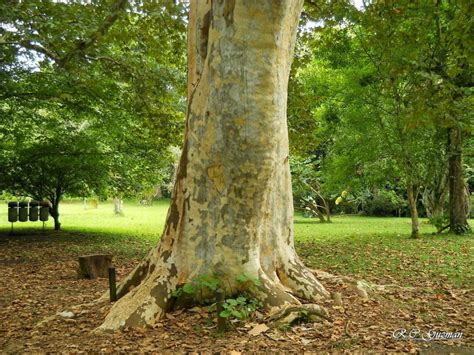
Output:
[168, 263, 178, 278]
[176, 141, 188, 181]
[221, 233, 245, 250]
[233, 116, 245, 127]
[221, 0, 236, 27]
[192, 175, 209, 204]
[161, 250, 172, 263]
[123, 292, 164, 328]
[148, 263, 155, 275]
[116, 258, 151, 299]
[126, 305, 149, 327]
[150, 281, 172, 310]
[165, 201, 180, 235]
[207, 164, 225, 193]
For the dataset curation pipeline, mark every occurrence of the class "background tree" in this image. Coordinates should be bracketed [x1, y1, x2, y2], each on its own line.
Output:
[288, 0, 472, 236]
[352, 0, 472, 234]
[290, 156, 331, 222]
[0, 0, 188, 226]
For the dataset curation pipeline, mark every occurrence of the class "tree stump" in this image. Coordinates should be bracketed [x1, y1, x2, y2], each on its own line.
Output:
[78, 254, 113, 279]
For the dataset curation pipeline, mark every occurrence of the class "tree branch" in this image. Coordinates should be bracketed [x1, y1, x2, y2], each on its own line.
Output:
[1, 41, 61, 62]
[59, 0, 128, 67]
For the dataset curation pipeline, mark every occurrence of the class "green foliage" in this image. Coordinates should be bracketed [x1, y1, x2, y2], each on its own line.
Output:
[290, 156, 332, 221]
[0, 1, 188, 226]
[288, 0, 473, 231]
[219, 296, 260, 321]
[235, 272, 262, 287]
[364, 190, 406, 217]
[172, 273, 262, 324]
[428, 213, 450, 233]
[171, 274, 221, 298]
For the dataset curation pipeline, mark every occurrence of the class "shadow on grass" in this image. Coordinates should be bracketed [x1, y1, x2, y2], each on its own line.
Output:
[0, 228, 154, 257]
[294, 219, 334, 225]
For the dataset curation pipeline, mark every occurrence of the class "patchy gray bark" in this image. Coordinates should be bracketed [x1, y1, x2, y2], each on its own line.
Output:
[98, 0, 329, 331]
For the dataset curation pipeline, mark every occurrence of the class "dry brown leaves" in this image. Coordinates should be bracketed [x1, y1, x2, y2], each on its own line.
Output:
[0, 232, 472, 353]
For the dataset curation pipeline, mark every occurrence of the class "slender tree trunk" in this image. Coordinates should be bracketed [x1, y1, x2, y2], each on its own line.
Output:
[99, 0, 329, 331]
[313, 207, 326, 223]
[323, 199, 331, 222]
[422, 181, 448, 219]
[407, 184, 419, 238]
[114, 197, 123, 215]
[447, 127, 471, 234]
[50, 194, 62, 231]
[303, 197, 326, 222]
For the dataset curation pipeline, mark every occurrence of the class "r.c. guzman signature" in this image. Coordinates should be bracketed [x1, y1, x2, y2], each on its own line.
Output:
[392, 328, 463, 342]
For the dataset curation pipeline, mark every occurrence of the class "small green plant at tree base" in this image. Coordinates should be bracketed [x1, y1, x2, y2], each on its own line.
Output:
[428, 214, 450, 234]
[219, 295, 261, 320]
[171, 272, 263, 329]
[171, 274, 221, 300]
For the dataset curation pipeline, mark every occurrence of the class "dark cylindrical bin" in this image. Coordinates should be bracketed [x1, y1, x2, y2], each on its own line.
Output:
[29, 201, 39, 221]
[8, 202, 19, 222]
[18, 202, 28, 222]
[40, 201, 51, 221]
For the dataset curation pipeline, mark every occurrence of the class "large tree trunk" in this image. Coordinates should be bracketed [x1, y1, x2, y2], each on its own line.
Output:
[99, 0, 329, 331]
[447, 127, 471, 234]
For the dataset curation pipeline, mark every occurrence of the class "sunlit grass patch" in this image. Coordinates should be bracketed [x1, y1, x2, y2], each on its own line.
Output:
[1, 200, 471, 288]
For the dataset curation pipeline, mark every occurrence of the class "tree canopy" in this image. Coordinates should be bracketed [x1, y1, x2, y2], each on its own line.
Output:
[0, 0, 189, 228]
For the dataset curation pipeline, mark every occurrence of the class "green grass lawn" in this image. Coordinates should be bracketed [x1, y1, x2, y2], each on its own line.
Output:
[0, 199, 170, 241]
[1, 199, 472, 288]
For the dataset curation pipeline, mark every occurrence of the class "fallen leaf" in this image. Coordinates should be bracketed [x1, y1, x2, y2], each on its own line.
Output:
[248, 323, 269, 336]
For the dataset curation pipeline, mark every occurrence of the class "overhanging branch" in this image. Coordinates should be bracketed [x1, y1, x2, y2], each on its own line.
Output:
[58, 0, 129, 67]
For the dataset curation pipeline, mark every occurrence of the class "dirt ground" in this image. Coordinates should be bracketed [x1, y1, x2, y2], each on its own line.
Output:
[0, 232, 472, 353]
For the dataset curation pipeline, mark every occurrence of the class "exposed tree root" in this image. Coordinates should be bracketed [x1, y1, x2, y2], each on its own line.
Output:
[256, 271, 301, 308]
[312, 269, 414, 299]
[35, 298, 109, 329]
[96, 262, 330, 331]
[278, 260, 331, 300]
[267, 304, 331, 329]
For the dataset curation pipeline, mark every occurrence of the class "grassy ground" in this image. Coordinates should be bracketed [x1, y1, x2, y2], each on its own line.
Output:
[1, 199, 472, 288]
[294, 214, 473, 288]
[0, 199, 472, 352]
[0, 199, 169, 241]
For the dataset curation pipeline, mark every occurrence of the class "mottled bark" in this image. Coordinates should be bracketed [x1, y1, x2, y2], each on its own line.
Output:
[99, 0, 329, 331]
[447, 127, 471, 234]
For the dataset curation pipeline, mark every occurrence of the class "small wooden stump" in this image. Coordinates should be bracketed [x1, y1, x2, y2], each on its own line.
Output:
[77, 254, 113, 279]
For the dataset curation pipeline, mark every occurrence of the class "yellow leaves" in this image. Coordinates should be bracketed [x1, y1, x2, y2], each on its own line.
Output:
[336, 190, 348, 205]
[37, 108, 49, 117]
